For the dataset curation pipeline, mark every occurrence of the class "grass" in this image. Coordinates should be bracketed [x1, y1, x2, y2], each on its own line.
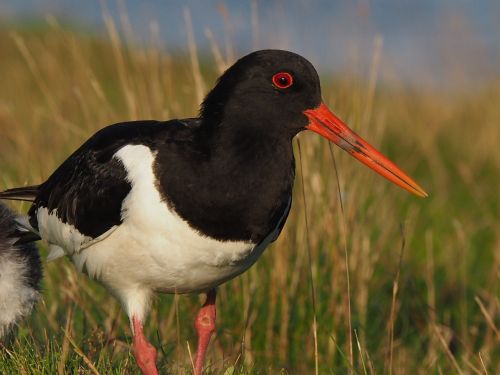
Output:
[0, 14, 499, 375]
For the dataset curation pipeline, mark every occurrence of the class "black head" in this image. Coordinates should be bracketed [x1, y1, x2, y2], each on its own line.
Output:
[201, 49, 322, 136]
[199, 49, 427, 197]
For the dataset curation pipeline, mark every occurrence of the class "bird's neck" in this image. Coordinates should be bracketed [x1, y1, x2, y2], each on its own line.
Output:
[200, 114, 295, 163]
[199, 116, 297, 203]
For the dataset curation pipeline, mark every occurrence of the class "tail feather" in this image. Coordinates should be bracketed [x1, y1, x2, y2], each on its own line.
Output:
[0, 185, 40, 202]
[0, 202, 42, 340]
[13, 232, 42, 245]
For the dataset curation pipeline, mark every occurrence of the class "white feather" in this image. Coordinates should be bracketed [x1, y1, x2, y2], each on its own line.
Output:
[0, 247, 39, 338]
[46, 245, 65, 262]
[14, 216, 38, 234]
[37, 207, 117, 261]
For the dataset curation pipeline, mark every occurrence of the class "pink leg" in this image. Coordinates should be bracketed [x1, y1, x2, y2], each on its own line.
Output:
[194, 289, 217, 375]
[132, 316, 158, 375]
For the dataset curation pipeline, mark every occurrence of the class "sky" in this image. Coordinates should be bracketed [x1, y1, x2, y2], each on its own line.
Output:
[1, 0, 499, 91]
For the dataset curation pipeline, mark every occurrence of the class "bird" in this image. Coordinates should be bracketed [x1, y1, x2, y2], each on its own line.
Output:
[0, 202, 42, 341]
[0, 49, 427, 375]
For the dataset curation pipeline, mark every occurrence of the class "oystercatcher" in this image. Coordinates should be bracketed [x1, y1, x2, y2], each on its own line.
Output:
[0, 203, 42, 341]
[0, 50, 426, 374]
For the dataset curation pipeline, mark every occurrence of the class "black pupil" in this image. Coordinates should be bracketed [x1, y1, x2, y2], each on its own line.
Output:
[279, 76, 289, 86]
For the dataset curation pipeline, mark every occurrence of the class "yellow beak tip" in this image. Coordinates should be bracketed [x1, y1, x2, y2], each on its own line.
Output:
[415, 188, 429, 198]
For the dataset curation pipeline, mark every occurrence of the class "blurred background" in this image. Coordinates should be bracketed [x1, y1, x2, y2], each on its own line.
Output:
[1, 0, 499, 90]
[0, 1, 498, 374]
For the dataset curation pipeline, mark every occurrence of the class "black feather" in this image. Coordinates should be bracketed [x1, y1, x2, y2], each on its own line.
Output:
[0, 185, 39, 202]
[12, 232, 42, 245]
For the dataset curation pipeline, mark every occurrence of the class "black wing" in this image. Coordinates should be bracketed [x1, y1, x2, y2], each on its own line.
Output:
[0, 185, 40, 202]
[28, 120, 186, 239]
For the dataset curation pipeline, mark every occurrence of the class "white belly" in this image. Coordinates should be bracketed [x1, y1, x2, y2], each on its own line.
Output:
[73, 216, 267, 294]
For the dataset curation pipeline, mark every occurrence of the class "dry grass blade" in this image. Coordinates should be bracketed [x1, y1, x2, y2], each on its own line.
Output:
[354, 329, 368, 375]
[187, 340, 195, 374]
[57, 305, 74, 375]
[328, 143, 354, 371]
[184, 7, 206, 105]
[297, 138, 319, 375]
[478, 352, 489, 375]
[204, 28, 227, 74]
[387, 225, 406, 375]
[102, 12, 137, 119]
[63, 328, 101, 375]
[10, 33, 58, 118]
[362, 35, 383, 128]
[432, 325, 464, 375]
[474, 296, 500, 339]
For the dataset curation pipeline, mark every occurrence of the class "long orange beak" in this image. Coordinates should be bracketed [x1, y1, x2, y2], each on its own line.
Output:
[304, 102, 428, 197]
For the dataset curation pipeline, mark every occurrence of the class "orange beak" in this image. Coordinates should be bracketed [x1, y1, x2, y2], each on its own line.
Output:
[304, 102, 428, 197]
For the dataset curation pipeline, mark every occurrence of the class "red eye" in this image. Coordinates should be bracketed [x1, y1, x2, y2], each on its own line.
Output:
[272, 72, 293, 89]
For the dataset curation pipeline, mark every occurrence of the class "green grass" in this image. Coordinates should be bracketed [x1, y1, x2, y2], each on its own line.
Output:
[0, 17, 499, 374]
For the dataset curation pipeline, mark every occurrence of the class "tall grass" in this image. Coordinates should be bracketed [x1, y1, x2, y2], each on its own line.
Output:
[0, 13, 498, 375]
